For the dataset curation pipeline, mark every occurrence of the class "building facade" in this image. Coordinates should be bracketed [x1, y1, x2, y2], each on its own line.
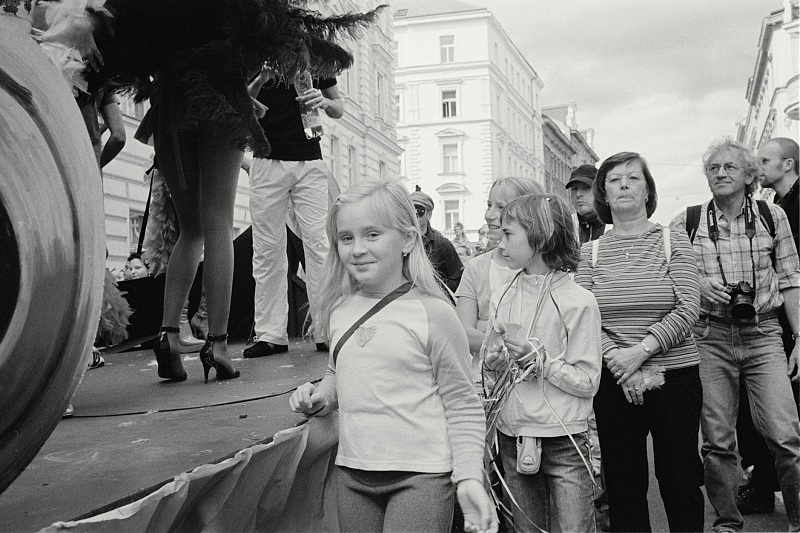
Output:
[542, 102, 599, 200]
[542, 116, 576, 199]
[737, 0, 799, 150]
[101, 0, 400, 273]
[394, 0, 545, 239]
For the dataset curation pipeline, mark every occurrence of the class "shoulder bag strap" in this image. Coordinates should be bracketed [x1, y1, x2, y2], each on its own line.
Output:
[591, 239, 599, 267]
[332, 282, 413, 366]
[663, 226, 671, 265]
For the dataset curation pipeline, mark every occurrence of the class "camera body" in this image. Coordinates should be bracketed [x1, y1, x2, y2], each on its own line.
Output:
[727, 281, 756, 322]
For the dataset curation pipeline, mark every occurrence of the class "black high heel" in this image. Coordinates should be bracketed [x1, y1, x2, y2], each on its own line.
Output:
[200, 333, 240, 383]
[154, 327, 188, 382]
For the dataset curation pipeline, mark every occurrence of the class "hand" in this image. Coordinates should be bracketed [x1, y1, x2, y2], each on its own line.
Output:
[482, 342, 506, 371]
[256, 65, 277, 84]
[700, 277, 731, 305]
[621, 371, 645, 405]
[789, 343, 799, 384]
[457, 479, 498, 533]
[289, 382, 327, 416]
[296, 88, 326, 111]
[607, 346, 648, 385]
[503, 334, 534, 362]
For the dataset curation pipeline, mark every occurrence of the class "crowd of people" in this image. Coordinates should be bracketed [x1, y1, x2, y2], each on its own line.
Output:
[287, 138, 799, 533]
[30, 2, 799, 530]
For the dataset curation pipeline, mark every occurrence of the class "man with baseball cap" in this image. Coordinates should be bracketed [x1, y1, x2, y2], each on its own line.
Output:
[566, 164, 606, 244]
[411, 188, 463, 293]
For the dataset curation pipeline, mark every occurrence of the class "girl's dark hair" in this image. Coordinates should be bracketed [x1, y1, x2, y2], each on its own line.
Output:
[501, 194, 580, 272]
[593, 152, 658, 224]
[127, 252, 143, 262]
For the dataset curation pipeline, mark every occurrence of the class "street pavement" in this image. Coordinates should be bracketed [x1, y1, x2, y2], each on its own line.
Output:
[0, 340, 790, 532]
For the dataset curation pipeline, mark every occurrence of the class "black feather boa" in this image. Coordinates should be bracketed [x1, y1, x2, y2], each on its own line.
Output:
[88, 0, 385, 157]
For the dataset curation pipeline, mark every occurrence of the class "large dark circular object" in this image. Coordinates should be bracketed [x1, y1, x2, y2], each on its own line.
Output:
[0, 16, 105, 493]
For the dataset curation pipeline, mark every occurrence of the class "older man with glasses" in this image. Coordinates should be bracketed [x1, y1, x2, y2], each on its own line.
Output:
[410, 189, 463, 293]
[671, 138, 800, 533]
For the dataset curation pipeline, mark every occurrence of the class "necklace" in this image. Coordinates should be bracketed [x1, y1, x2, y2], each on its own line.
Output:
[608, 227, 652, 259]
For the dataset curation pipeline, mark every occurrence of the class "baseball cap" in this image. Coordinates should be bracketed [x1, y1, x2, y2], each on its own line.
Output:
[410, 191, 434, 212]
[566, 164, 598, 189]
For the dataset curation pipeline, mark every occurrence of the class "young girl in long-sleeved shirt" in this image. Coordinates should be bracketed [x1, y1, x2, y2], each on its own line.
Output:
[483, 194, 602, 533]
[289, 178, 497, 533]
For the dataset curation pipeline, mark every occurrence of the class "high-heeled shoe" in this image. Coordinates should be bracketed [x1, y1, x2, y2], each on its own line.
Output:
[200, 333, 240, 383]
[154, 326, 188, 382]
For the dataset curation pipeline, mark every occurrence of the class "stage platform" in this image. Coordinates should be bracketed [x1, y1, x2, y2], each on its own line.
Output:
[0, 339, 791, 532]
[0, 340, 327, 532]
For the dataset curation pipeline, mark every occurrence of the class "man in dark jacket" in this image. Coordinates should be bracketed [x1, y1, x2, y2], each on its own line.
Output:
[566, 164, 605, 244]
[411, 189, 463, 293]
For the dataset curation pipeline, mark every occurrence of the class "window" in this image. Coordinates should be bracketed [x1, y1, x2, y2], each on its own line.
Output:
[444, 200, 460, 231]
[440, 35, 454, 63]
[129, 211, 144, 252]
[329, 135, 340, 179]
[441, 90, 457, 118]
[348, 146, 358, 186]
[376, 72, 385, 119]
[395, 92, 402, 122]
[379, 161, 387, 180]
[442, 143, 459, 173]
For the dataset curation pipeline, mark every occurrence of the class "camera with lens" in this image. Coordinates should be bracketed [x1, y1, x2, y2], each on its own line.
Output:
[727, 281, 756, 322]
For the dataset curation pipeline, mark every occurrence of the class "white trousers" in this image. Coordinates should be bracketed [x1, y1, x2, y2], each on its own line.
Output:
[250, 158, 331, 344]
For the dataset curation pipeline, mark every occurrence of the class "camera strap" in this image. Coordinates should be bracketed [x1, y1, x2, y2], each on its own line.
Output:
[707, 197, 757, 291]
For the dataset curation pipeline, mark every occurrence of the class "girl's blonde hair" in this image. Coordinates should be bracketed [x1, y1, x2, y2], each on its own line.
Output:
[501, 194, 580, 272]
[314, 178, 450, 341]
[489, 176, 544, 204]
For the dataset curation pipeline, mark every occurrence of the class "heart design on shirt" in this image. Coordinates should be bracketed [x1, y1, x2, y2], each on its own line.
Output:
[355, 326, 377, 347]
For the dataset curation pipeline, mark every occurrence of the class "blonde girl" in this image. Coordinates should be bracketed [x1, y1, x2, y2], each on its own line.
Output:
[289, 178, 497, 533]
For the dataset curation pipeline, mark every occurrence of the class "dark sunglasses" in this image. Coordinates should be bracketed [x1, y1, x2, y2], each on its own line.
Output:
[414, 205, 427, 218]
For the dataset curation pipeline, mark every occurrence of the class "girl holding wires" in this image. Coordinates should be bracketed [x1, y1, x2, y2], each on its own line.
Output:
[288, 178, 497, 533]
[482, 194, 602, 532]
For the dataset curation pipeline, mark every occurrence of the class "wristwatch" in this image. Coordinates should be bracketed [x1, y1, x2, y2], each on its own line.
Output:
[792, 332, 800, 341]
[640, 341, 651, 354]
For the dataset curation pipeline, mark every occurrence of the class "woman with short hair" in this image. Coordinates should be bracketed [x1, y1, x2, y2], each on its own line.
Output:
[575, 152, 704, 532]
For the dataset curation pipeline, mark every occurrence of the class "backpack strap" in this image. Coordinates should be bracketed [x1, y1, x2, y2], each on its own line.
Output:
[686, 204, 701, 243]
[755, 199, 776, 238]
[591, 239, 599, 267]
[755, 199, 777, 267]
[663, 226, 671, 265]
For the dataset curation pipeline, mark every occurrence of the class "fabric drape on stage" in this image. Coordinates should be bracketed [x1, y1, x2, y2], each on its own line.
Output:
[42, 414, 340, 532]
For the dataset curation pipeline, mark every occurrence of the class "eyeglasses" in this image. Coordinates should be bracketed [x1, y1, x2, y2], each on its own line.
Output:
[706, 163, 741, 175]
[605, 173, 644, 186]
[414, 206, 427, 218]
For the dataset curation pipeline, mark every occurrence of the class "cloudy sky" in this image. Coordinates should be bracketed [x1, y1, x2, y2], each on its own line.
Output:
[461, 0, 781, 224]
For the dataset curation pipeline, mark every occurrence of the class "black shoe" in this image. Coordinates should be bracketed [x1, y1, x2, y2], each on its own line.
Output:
[316, 342, 329, 352]
[200, 333, 240, 383]
[736, 482, 775, 514]
[243, 341, 288, 358]
[154, 327, 188, 381]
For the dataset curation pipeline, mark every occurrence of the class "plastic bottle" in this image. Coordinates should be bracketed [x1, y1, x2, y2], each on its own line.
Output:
[294, 70, 324, 139]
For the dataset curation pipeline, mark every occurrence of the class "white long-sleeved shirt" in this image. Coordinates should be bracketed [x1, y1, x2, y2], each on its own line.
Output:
[317, 288, 486, 484]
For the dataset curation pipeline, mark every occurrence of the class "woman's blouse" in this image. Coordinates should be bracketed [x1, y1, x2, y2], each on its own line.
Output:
[575, 225, 701, 370]
[455, 250, 518, 341]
